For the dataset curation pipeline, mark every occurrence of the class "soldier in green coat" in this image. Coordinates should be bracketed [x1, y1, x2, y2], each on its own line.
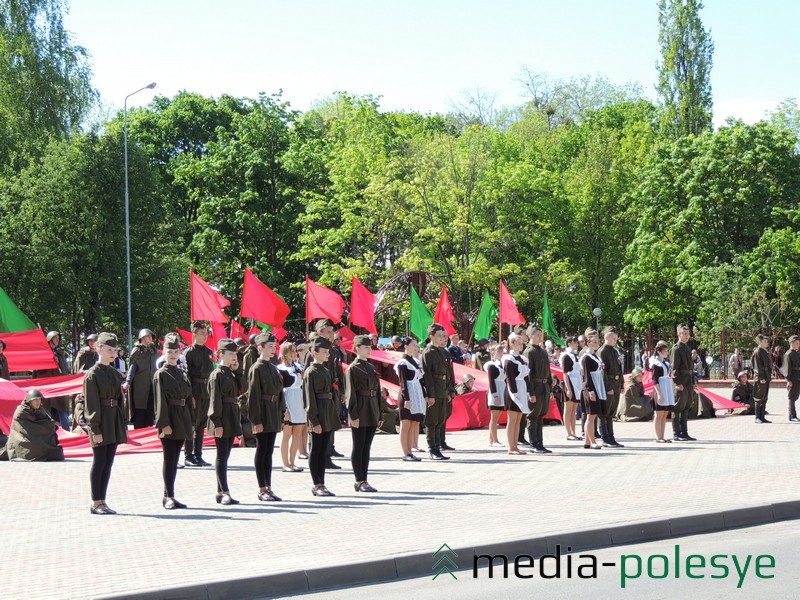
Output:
[0, 338, 9, 380]
[207, 338, 243, 505]
[752, 334, 772, 424]
[248, 333, 295, 502]
[125, 328, 157, 429]
[84, 333, 128, 515]
[72, 334, 98, 373]
[598, 326, 624, 448]
[783, 335, 800, 422]
[304, 336, 341, 496]
[670, 324, 696, 441]
[345, 335, 382, 492]
[524, 326, 553, 453]
[421, 323, 456, 460]
[154, 337, 193, 510]
[183, 322, 214, 467]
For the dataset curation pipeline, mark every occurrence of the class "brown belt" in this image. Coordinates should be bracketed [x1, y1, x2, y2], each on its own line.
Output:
[222, 396, 238, 404]
[261, 394, 279, 402]
[531, 377, 549, 383]
[168, 399, 186, 406]
[357, 390, 379, 397]
[100, 399, 119, 407]
[316, 393, 332, 399]
[192, 378, 209, 384]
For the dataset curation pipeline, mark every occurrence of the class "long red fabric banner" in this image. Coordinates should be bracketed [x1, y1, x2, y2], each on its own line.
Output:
[1, 329, 58, 372]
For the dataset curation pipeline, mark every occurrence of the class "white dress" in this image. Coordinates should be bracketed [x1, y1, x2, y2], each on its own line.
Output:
[394, 356, 427, 416]
[560, 349, 583, 399]
[278, 361, 306, 424]
[484, 359, 506, 408]
[502, 352, 530, 414]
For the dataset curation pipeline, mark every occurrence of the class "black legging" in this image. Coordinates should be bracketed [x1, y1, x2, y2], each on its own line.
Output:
[310, 430, 332, 486]
[185, 425, 206, 460]
[90, 444, 117, 501]
[214, 436, 235, 493]
[351, 426, 377, 482]
[254, 431, 278, 488]
[161, 438, 183, 497]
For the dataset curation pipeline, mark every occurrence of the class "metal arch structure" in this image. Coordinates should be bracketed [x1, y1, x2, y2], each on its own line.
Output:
[374, 271, 469, 329]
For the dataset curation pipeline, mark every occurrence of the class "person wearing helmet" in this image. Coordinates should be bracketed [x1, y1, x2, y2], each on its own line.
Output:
[0, 389, 64, 462]
[241, 333, 260, 380]
[125, 328, 157, 428]
[35, 331, 71, 430]
[73, 333, 99, 374]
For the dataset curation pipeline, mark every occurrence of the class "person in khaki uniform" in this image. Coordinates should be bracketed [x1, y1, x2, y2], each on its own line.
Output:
[670, 324, 696, 441]
[248, 333, 295, 502]
[0, 338, 9, 380]
[751, 334, 772, 424]
[125, 328, 157, 429]
[345, 335, 383, 493]
[524, 326, 552, 454]
[72, 334, 98, 373]
[599, 326, 624, 448]
[154, 337, 193, 510]
[207, 338, 243, 505]
[783, 335, 800, 422]
[421, 323, 456, 460]
[183, 321, 214, 467]
[36, 331, 71, 430]
[84, 333, 128, 515]
[304, 336, 341, 497]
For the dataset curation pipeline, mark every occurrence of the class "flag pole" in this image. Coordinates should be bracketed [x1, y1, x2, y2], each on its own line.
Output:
[304, 275, 310, 339]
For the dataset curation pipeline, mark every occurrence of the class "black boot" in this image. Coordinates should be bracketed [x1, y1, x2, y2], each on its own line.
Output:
[536, 421, 551, 453]
[671, 411, 684, 440]
[680, 411, 695, 440]
[755, 403, 764, 424]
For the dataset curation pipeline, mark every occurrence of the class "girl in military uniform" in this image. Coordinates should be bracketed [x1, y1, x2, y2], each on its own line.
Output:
[208, 339, 243, 505]
[304, 337, 340, 497]
[154, 337, 194, 509]
[248, 333, 296, 501]
[346, 335, 383, 492]
[84, 333, 128, 515]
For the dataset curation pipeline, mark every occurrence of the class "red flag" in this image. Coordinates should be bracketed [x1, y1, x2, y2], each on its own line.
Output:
[349, 277, 377, 334]
[190, 270, 230, 323]
[240, 268, 290, 328]
[433, 285, 457, 336]
[176, 329, 193, 346]
[246, 325, 261, 339]
[335, 325, 356, 341]
[209, 321, 228, 345]
[305, 276, 346, 324]
[1, 329, 58, 372]
[229, 319, 245, 340]
[272, 326, 287, 342]
[499, 280, 526, 326]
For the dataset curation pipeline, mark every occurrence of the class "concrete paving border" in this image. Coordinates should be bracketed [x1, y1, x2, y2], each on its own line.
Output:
[103, 500, 800, 600]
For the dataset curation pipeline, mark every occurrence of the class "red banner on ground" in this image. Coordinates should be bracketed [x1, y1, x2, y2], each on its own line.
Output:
[1, 329, 58, 372]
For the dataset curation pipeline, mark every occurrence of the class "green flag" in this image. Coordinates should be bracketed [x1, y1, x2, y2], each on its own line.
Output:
[542, 288, 565, 346]
[474, 289, 497, 340]
[0, 285, 36, 332]
[409, 284, 433, 342]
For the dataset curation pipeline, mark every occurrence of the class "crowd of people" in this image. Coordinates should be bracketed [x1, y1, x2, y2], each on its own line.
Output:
[2, 321, 800, 513]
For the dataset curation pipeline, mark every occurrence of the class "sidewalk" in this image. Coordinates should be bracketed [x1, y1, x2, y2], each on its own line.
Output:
[2, 390, 799, 600]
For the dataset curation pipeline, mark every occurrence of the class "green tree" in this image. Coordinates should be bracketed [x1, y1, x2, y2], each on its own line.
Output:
[656, 0, 714, 137]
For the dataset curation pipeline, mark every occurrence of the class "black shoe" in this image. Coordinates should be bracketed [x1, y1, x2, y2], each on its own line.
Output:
[312, 486, 335, 497]
[518, 440, 531, 447]
[683, 435, 696, 440]
[176, 460, 184, 469]
[325, 461, 342, 470]
[196, 457, 212, 467]
[440, 443, 456, 451]
[429, 452, 450, 460]
[402, 454, 417, 462]
[257, 489, 282, 502]
[755, 418, 764, 424]
[184, 457, 201, 467]
[673, 436, 689, 441]
[762, 418, 772, 423]
[220, 494, 239, 505]
[790, 417, 800, 422]
[604, 442, 624, 448]
[529, 447, 548, 454]
[90, 504, 115, 515]
[356, 482, 378, 492]
[330, 449, 345, 458]
[162, 497, 186, 510]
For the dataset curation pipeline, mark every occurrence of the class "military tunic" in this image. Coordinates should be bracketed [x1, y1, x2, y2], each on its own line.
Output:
[247, 357, 292, 433]
[752, 347, 772, 401]
[784, 349, 800, 408]
[345, 358, 382, 427]
[304, 362, 341, 433]
[524, 344, 551, 418]
[241, 345, 260, 380]
[670, 342, 694, 412]
[207, 365, 242, 438]
[184, 344, 214, 428]
[0, 353, 8, 380]
[84, 363, 128, 447]
[599, 344, 622, 416]
[154, 364, 194, 440]
[72, 346, 98, 374]
[127, 343, 157, 410]
[420, 345, 455, 427]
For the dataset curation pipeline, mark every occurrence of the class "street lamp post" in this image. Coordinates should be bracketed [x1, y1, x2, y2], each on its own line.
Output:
[124, 82, 156, 351]
[592, 307, 602, 332]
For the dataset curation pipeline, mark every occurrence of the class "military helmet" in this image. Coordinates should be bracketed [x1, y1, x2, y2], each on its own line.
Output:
[46, 331, 61, 343]
[137, 328, 155, 340]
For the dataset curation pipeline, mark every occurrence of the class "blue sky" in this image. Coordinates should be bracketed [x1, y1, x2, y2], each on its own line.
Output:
[65, 0, 798, 126]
